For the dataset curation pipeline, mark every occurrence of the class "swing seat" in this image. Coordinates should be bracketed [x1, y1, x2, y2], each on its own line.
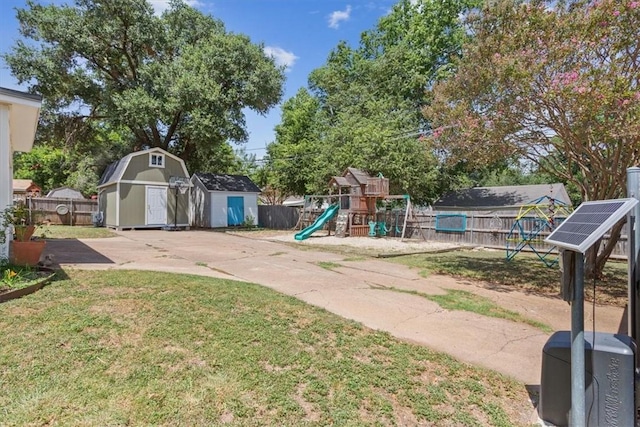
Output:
[377, 221, 388, 236]
[368, 221, 377, 237]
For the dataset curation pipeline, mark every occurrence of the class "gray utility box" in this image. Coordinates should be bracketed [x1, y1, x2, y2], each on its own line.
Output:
[539, 331, 636, 426]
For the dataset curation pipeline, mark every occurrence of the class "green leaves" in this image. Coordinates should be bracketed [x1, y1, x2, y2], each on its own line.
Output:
[4, 0, 285, 175]
[266, 0, 478, 204]
[425, 0, 640, 276]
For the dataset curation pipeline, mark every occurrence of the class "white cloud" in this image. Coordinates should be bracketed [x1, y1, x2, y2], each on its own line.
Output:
[149, 0, 204, 15]
[263, 46, 298, 72]
[328, 5, 352, 29]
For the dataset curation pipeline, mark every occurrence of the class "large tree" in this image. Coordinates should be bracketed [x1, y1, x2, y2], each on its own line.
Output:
[5, 0, 284, 172]
[424, 0, 640, 276]
[266, 0, 479, 204]
[266, 88, 326, 197]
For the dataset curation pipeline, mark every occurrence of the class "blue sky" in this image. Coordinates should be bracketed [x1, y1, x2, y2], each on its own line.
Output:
[0, 0, 398, 160]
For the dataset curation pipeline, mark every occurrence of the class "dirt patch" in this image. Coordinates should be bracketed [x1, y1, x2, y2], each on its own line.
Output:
[264, 232, 464, 254]
[293, 383, 321, 422]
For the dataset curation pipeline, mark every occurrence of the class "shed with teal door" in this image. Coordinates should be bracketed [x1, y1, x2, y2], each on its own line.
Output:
[227, 196, 244, 226]
[190, 173, 261, 228]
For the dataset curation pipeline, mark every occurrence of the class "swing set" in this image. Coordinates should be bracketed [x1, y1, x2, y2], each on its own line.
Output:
[506, 195, 572, 267]
[297, 168, 425, 241]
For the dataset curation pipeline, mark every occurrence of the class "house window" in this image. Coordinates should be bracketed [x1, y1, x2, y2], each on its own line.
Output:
[150, 153, 164, 168]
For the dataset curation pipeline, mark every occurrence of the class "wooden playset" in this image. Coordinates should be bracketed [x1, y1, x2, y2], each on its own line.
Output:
[296, 168, 424, 240]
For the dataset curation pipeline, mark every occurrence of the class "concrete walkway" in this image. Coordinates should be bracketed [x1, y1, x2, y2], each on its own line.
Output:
[45, 229, 626, 386]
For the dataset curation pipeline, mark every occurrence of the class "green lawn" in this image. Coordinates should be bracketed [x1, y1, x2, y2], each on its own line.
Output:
[0, 270, 533, 426]
[387, 249, 627, 307]
[40, 225, 117, 239]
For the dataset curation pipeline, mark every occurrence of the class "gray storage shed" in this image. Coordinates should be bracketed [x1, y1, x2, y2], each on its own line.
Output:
[191, 172, 260, 228]
[97, 148, 190, 230]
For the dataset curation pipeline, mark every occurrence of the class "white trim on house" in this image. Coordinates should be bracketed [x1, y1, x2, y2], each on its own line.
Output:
[149, 152, 165, 168]
[119, 179, 192, 187]
[122, 180, 168, 187]
[116, 181, 121, 227]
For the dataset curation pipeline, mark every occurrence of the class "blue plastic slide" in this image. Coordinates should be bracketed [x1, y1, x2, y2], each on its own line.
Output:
[295, 204, 339, 241]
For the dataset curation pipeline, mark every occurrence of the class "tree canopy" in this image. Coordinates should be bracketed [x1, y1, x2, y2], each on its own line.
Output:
[424, 0, 640, 275]
[264, 0, 480, 204]
[5, 0, 285, 173]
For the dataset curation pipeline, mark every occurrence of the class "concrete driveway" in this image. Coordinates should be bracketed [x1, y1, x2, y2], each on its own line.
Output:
[44, 229, 626, 386]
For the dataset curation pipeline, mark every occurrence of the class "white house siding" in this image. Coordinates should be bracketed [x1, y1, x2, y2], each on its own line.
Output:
[209, 192, 259, 228]
[0, 89, 41, 258]
[0, 105, 10, 258]
[243, 193, 259, 225]
[210, 193, 229, 228]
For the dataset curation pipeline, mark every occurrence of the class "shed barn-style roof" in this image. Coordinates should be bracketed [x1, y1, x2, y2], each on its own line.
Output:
[98, 147, 188, 187]
[98, 158, 127, 186]
[434, 183, 572, 211]
[193, 173, 261, 193]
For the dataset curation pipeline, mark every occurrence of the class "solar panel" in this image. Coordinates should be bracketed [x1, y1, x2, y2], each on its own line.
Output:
[545, 198, 639, 253]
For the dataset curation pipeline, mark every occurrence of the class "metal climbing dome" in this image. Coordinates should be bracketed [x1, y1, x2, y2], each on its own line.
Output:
[506, 196, 573, 267]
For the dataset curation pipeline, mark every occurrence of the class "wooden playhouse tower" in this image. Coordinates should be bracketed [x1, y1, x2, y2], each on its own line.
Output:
[328, 167, 389, 237]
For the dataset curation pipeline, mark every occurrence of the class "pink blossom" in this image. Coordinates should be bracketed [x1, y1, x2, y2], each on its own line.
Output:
[634, 92, 640, 100]
[576, 86, 587, 94]
[432, 127, 444, 139]
[493, 53, 502, 60]
[630, 2, 639, 9]
[555, 71, 579, 86]
[613, 10, 620, 16]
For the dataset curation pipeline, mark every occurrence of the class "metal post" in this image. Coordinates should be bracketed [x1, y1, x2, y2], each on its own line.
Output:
[626, 167, 640, 343]
[401, 196, 410, 241]
[174, 185, 179, 229]
[571, 251, 585, 427]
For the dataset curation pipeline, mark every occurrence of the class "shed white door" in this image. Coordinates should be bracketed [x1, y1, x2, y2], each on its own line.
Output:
[146, 186, 167, 225]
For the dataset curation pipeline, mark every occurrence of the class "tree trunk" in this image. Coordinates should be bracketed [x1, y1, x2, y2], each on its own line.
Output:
[585, 218, 625, 279]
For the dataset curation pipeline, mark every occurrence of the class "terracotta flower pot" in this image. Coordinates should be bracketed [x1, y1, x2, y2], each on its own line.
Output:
[9, 240, 46, 266]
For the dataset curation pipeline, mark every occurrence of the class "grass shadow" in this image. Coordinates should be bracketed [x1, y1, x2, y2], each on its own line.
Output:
[390, 250, 627, 306]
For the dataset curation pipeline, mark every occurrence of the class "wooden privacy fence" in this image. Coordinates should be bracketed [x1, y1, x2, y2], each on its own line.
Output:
[27, 197, 99, 226]
[258, 205, 299, 230]
[410, 211, 629, 259]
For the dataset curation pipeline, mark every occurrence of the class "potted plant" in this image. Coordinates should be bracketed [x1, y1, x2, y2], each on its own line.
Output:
[0, 202, 47, 266]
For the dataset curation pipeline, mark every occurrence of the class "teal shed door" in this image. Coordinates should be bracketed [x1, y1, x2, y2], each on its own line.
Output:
[227, 196, 244, 226]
